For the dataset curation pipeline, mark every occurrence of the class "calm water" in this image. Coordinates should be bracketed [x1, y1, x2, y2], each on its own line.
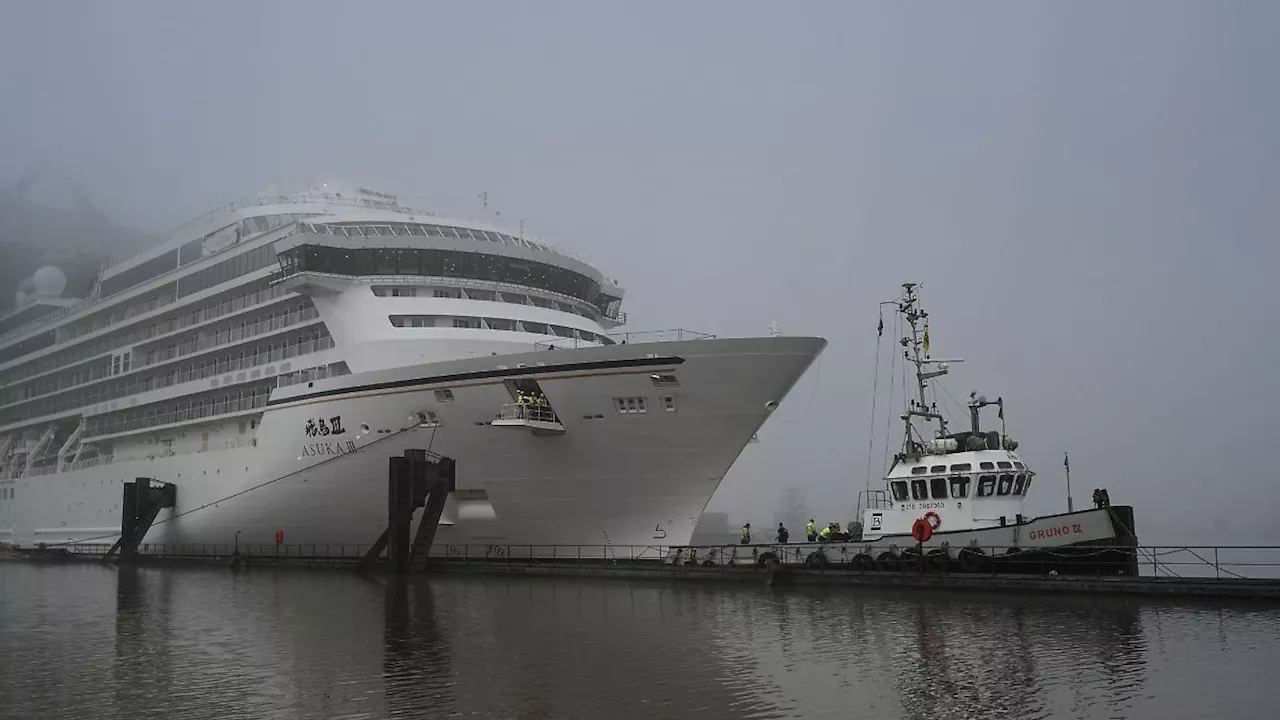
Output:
[1, 564, 1278, 719]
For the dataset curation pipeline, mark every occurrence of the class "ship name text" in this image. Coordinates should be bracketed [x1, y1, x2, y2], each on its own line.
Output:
[305, 415, 346, 437]
[1028, 523, 1084, 541]
[300, 440, 358, 457]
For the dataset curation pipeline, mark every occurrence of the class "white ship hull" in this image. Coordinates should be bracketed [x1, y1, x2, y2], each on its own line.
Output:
[2, 336, 825, 551]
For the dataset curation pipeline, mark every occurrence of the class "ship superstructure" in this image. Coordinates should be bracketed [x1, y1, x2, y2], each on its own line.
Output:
[0, 181, 825, 550]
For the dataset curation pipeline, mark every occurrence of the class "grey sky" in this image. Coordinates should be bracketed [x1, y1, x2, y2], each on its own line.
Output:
[2, 1, 1277, 544]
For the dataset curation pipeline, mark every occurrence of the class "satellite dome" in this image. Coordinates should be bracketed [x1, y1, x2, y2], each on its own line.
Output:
[31, 266, 67, 297]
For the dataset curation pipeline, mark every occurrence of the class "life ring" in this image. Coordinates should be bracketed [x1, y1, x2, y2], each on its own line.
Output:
[924, 511, 942, 530]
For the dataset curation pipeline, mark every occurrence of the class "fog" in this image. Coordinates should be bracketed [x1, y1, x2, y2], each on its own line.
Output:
[2, 1, 1276, 545]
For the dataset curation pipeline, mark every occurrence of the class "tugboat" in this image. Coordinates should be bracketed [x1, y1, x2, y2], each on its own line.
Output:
[677, 283, 1140, 576]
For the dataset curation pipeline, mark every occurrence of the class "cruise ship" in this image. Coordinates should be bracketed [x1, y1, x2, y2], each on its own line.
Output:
[0, 181, 825, 551]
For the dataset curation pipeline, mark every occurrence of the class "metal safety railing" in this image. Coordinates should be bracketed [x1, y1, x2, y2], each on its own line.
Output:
[607, 328, 715, 344]
[27, 542, 1280, 581]
[496, 404, 559, 424]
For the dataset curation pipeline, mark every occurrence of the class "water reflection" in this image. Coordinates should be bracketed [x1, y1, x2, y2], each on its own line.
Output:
[382, 578, 459, 717]
[1, 564, 1279, 719]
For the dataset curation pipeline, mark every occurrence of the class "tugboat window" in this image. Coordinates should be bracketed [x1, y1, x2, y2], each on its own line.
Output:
[980, 461, 995, 470]
[997, 474, 1014, 495]
[911, 466, 927, 475]
[929, 465, 946, 473]
[949, 463, 971, 472]
[910, 479, 929, 500]
[997, 461, 1013, 469]
[930, 477, 948, 499]
[891, 481, 909, 502]
[949, 476, 971, 499]
[1013, 473, 1027, 495]
[977, 474, 997, 497]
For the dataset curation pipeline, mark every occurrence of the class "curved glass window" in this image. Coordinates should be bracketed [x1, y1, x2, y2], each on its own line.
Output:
[280, 244, 621, 318]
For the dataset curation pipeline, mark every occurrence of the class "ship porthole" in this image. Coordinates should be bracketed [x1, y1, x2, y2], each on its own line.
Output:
[765, 400, 779, 411]
[361, 422, 371, 434]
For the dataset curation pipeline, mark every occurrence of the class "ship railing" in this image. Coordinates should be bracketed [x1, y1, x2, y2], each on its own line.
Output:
[0, 305, 76, 345]
[274, 265, 612, 325]
[496, 404, 559, 424]
[8, 335, 333, 428]
[29, 543, 1280, 580]
[607, 328, 716, 344]
[9, 284, 295, 384]
[3, 275, 293, 386]
[84, 394, 270, 438]
[533, 337, 601, 351]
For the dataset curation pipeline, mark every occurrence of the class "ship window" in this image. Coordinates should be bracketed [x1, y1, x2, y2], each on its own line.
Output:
[1013, 473, 1028, 495]
[949, 463, 971, 472]
[521, 321, 549, 335]
[453, 318, 481, 329]
[911, 466, 927, 475]
[661, 395, 677, 412]
[434, 389, 455, 402]
[997, 474, 1014, 496]
[910, 479, 928, 501]
[614, 396, 648, 414]
[433, 289, 460, 298]
[977, 475, 997, 497]
[929, 465, 946, 473]
[1013, 461, 1025, 469]
[930, 477, 948, 499]
[949, 476, 971, 499]
[997, 461, 1013, 469]
[1022, 475, 1033, 494]
[277, 244, 616, 316]
[484, 317, 516, 331]
[550, 325, 575, 338]
[979, 462, 995, 470]
[467, 288, 496, 301]
[500, 292, 528, 305]
[890, 481, 909, 502]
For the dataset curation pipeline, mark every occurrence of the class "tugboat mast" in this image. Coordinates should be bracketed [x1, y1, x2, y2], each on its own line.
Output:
[896, 283, 953, 455]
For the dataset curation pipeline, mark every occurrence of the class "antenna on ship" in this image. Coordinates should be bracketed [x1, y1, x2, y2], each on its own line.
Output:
[892, 283, 970, 458]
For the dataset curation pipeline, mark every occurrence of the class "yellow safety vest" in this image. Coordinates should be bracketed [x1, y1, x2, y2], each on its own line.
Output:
[820, 527, 832, 539]
[806, 521, 816, 535]
[741, 526, 750, 541]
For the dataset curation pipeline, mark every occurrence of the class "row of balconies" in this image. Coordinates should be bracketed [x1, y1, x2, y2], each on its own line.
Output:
[3, 307, 321, 412]
[3, 280, 289, 386]
[0, 330, 332, 431]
